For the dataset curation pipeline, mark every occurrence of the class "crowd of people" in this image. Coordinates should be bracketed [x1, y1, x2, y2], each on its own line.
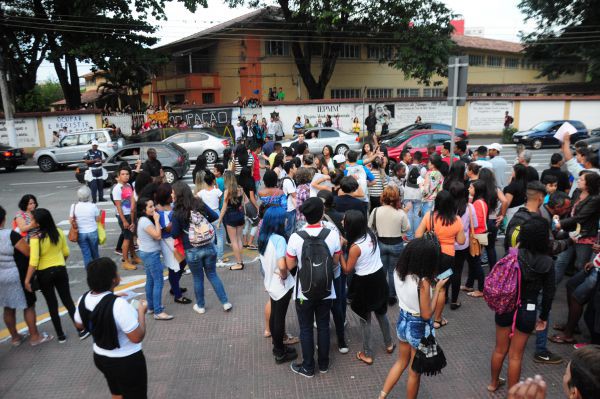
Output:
[3, 127, 600, 398]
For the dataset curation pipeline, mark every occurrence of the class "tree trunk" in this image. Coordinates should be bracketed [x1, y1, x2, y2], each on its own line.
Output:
[53, 55, 81, 109]
[289, 41, 338, 99]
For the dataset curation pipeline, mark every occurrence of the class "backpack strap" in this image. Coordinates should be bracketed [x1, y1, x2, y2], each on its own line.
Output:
[297, 230, 309, 240]
[509, 261, 522, 339]
[316, 228, 330, 241]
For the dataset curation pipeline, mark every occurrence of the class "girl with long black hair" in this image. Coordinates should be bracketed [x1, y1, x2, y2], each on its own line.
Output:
[501, 163, 528, 225]
[464, 179, 488, 298]
[342, 210, 394, 365]
[477, 168, 506, 268]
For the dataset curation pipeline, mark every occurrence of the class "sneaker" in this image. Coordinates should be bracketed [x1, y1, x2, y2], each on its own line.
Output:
[275, 348, 298, 364]
[338, 339, 349, 354]
[573, 343, 588, 350]
[319, 366, 329, 374]
[223, 302, 233, 312]
[193, 304, 206, 314]
[58, 335, 67, 344]
[533, 351, 563, 364]
[216, 261, 227, 268]
[290, 362, 314, 378]
[78, 330, 91, 340]
[122, 260, 137, 271]
[114, 249, 123, 256]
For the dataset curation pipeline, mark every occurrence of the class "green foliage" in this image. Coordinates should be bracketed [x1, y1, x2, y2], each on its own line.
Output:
[518, 0, 598, 81]
[502, 127, 518, 144]
[15, 81, 63, 112]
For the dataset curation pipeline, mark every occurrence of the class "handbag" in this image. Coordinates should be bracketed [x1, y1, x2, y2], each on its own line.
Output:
[423, 211, 441, 251]
[68, 204, 79, 243]
[472, 200, 489, 246]
[467, 205, 481, 257]
[97, 222, 106, 245]
[411, 331, 447, 376]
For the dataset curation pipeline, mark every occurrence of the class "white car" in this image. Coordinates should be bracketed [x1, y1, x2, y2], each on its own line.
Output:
[281, 127, 361, 155]
[162, 130, 230, 164]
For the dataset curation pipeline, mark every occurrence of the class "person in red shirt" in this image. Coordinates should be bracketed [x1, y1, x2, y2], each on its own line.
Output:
[441, 141, 459, 166]
[250, 143, 261, 191]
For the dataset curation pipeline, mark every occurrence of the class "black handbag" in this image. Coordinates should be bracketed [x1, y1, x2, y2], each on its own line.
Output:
[411, 332, 447, 376]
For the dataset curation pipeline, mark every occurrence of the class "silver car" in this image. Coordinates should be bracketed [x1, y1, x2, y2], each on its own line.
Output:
[282, 127, 361, 155]
[163, 130, 230, 164]
[34, 129, 124, 172]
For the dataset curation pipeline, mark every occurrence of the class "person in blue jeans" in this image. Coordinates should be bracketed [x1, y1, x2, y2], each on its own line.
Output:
[136, 197, 174, 320]
[70, 186, 101, 268]
[171, 181, 232, 314]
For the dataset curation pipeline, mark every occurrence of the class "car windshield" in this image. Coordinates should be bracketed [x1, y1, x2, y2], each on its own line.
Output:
[386, 133, 413, 147]
[530, 121, 555, 131]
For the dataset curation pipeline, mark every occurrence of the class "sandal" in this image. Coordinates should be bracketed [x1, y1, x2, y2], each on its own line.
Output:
[433, 319, 448, 329]
[264, 330, 271, 338]
[487, 377, 506, 392]
[467, 291, 484, 298]
[386, 344, 396, 354]
[356, 351, 373, 365]
[153, 312, 174, 321]
[229, 262, 245, 271]
[30, 332, 54, 347]
[549, 334, 576, 344]
[11, 333, 29, 347]
[283, 335, 300, 345]
[553, 324, 581, 334]
[460, 285, 474, 292]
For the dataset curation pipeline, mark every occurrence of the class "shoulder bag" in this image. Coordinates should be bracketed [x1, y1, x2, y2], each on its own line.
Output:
[473, 200, 489, 246]
[467, 205, 481, 257]
[68, 203, 79, 243]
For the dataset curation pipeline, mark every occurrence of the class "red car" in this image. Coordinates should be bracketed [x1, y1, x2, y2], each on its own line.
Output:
[383, 129, 461, 162]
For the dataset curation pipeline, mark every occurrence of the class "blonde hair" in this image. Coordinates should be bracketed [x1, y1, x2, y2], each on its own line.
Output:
[223, 171, 240, 205]
[193, 170, 206, 194]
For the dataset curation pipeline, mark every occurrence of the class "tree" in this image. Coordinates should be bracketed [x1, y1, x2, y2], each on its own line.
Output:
[1, 0, 206, 109]
[519, 0, 598, 82]
[225, 2, 456, 99]
[15, 80, 63, 112]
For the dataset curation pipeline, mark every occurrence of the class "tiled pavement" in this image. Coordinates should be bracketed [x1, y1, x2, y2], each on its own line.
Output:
[0, 250, 580, 399]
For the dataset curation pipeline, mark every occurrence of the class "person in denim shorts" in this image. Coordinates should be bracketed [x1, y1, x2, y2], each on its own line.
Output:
[379, 239, 449, 399]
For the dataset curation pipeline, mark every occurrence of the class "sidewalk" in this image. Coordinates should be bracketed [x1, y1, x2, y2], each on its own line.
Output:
[0, 250, 578, 399]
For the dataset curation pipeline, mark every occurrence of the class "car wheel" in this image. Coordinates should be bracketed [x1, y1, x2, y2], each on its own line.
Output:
[38, 156, 57, 172]
[164, 168, 176, 184]
[5, 165, 17, 172]
[335, 144, 349, 155]
[203, 150, 218, 164]
[532, 139, 543, 150]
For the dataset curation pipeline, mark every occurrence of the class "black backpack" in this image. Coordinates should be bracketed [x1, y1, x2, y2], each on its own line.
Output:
[296, 229, 334, 300]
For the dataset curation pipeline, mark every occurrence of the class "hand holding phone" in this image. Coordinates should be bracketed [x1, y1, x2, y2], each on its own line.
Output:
[436, 268, 453, 281]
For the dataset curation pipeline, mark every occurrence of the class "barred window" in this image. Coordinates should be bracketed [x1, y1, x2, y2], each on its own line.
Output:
[367, 46, 392, 60]
[423, 88, 443, 97]
[505, 57, 520, 69]
[331, 88, 361, 99]
[339, 44, 361, 59]
[397, 88, 420, 97]
[265, 41, 289, 56]
[487, 55, 502, 68]
[366, 88, 393, 98]
[469, 54, 484, 66]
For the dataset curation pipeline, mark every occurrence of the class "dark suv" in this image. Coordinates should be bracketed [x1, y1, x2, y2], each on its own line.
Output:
[76, 142, 189, 185]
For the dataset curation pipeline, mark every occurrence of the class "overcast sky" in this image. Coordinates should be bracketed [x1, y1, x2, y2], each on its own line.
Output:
[36, 0, 536, 82]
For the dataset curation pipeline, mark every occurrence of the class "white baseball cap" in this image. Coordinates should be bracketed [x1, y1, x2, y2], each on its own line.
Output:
[489, 143, 502, 152]
[333, 154, 346, 164]
[91, 140, 99, 146]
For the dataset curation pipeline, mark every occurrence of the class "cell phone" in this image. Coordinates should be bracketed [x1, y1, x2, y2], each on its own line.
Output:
[436, 268, 454, 280]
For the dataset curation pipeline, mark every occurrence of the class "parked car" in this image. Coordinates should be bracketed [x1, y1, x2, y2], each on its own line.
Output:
[512, 120, 588, 149]
[163, 130, 230, 164]
[75, 142, 189, 185]
[0, 144, 27, 172]
[281, 127, 361, 155]
[382, 129, 457, 162]
[379, 122, 468, 141]
[577, 127, 600, 150]
[34, 129, 124, 172]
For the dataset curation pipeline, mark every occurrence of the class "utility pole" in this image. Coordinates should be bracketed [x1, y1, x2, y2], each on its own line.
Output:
[447, 56, 468, 166]
[0, 48, 17, 147]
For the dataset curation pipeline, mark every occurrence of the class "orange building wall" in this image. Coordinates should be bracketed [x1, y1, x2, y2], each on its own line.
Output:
[239, 36, 262, 99]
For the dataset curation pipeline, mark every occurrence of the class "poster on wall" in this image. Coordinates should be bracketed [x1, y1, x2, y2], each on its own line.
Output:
[263, 103, 359, 133]
[0, 118, 40, 147]
[394, 102, 453, 127]
[468, 101, 514, 132]
[42, 114, 98, 147]
[170, 107, 241, 128]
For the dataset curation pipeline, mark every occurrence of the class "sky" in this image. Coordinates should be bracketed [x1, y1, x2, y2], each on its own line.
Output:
[35, 0, 537, 82]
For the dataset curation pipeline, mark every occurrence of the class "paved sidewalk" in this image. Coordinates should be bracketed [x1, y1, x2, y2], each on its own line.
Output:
[0, 252, 579, 399]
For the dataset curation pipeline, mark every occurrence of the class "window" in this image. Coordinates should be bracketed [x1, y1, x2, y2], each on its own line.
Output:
[397, 88, 420, 97]
[431, 134, 450, 145]
[169, 134, 187, 144]
[487, 55, 502, 68]
[319, 129, 339, 139]
[367, 46, 392, 60]
[366, 88, 393, 98]
[95, 132, 108, 143]
[505, 57, 520, 69]
[407, 135, 431, 148]
[339, 44, 360, 59]
[331, 88, 361, 99]
[265, 40, 289, 56]
[60, 135, 79, 147]
[116, 147, 141, 162]
[469, 54, 484, 66]
[189, 133, 209, 141]
[423, 88, 443, 97]
[202, 92, 215, 104]
[77, 133, 95, 146]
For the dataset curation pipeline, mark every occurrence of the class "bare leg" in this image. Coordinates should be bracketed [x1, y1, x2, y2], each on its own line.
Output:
[507, 329, 530, 389]
[433, 287, 446, 325]
[406, 347, 421, 399]
[3, 307, 20, 342]
[122, 239, 131, 262]
[264, 299, 271, 336]
[23, 306, 41, 341]
[489, 325, 510, 391]
[226, 225, 243, 264]
[236, 226, 244, 258]
[381, 342, 412, 396]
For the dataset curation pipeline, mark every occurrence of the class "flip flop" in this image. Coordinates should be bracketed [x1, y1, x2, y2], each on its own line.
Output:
[487, 377, 506, 392]
[386, 344, 396, 354]
[549, 334, 576, 344]
[11, 333, 29, 347]
[264, 330, 271, 338]
[460, 286, 474, 292]
[30, 332, 54, 347]
[553, 324, 581, 334]
[467, 291, 484, 298]
[356, 351, 373, 365]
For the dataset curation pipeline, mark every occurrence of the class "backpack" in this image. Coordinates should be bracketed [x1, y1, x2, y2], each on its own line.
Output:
[296, 229, 334, 300]
[483, 247, 521, 317]
[188, 210, 215, 247]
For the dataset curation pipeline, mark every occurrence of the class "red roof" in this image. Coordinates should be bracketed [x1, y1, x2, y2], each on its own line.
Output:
[52, 91, 101, 106]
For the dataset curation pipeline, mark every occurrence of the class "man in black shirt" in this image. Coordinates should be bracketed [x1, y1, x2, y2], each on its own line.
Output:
[540, 153, 571, 192]
[333, 176, 366, 216]
[364, 112, 377, 136]
[142, 148, 164, 182]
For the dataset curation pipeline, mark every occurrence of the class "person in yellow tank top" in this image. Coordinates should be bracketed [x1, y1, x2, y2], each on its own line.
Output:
[352, 117, 361, 134]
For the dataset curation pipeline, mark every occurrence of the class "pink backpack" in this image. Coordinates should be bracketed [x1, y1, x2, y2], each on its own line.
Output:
[483, 247, 521, 316]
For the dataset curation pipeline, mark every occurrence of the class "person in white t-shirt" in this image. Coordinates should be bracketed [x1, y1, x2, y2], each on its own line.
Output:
[341, 209, 394, 366]
[286, 198, 341, 377]
[282, 161, 298, 237]
[199, 172, 226, 266]
[74, 258, 148, 398]
[258, 207, 298, 364]
[70, 186, 101, 268]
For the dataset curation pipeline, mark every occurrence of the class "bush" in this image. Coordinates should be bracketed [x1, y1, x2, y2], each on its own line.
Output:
[502, 127, 518, 144]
